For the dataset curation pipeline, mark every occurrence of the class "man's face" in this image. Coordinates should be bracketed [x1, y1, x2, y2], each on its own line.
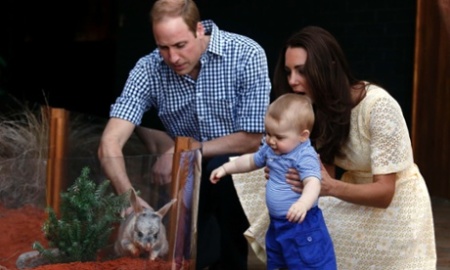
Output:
[153, 17, 205, 77]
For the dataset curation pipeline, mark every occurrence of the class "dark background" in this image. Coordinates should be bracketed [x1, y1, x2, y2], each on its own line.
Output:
[0, 0, 416, 129]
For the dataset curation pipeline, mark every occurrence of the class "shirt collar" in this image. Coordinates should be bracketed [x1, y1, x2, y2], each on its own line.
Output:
[201, 20, 223, 57]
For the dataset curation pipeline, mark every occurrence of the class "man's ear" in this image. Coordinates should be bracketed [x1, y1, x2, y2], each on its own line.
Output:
[196, 22, 205, 38]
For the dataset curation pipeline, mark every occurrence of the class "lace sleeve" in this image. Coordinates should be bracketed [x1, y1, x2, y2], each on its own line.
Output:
[368, 94, 414, 174]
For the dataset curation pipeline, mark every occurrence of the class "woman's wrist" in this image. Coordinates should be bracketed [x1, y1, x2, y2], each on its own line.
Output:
[323, 178, 340, 197]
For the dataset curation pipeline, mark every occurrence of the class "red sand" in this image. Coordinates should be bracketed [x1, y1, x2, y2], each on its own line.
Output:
[0, 204, 188, 270]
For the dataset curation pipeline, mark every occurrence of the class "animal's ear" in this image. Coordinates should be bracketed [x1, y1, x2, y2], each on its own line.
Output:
[129, 188, 143, 214]
[157, 198, 177, 217]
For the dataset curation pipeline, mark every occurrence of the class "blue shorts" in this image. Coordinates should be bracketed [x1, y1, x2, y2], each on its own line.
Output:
[266, 207, 336, 270]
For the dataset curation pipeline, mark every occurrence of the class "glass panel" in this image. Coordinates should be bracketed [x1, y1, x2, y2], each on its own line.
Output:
[0, 110, 200, 269]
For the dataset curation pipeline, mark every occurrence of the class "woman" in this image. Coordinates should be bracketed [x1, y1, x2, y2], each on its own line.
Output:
[269, 25, 437, 269]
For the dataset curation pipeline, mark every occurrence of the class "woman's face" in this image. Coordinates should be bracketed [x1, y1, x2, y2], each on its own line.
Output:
[284, 47, 312, 100]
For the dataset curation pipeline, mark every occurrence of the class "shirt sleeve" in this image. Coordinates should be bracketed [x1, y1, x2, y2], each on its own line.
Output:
[253, 143, 270, 168]
[234, 45, 271, 133]
[295, 146, 321, 181]
[368, 93, 414, 174]
[110, 56, 156, 125]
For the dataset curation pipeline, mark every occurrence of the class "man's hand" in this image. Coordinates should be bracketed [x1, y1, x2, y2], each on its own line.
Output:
[151, 138, 202, 185]
[123, 195, 152, 216]
[152, 152, 173, 185]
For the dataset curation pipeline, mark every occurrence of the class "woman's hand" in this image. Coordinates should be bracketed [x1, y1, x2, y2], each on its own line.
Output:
[264, 166, 270, 180]
[285, 168, 304, 193]
[265, 166, 304, 192]
[319, 162, 336, 196]
[285, 164, 337, 196]
[281, 159, 337, 196]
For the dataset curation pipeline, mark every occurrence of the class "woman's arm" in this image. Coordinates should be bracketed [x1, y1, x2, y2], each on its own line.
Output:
[284, 163, 396, 208]
[320, 163, 396, 208]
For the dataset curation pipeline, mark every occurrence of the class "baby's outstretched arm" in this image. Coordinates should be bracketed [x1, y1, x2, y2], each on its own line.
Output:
[286, 176, 321, 223]
[210, 153, 257, 184]
[210, 166, 227, 184]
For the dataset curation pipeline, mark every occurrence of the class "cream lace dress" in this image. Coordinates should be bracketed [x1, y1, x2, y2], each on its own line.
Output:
[232, 84, 437, 269]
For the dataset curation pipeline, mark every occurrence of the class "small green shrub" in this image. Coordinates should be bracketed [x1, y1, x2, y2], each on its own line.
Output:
[33, 166, 130, 263]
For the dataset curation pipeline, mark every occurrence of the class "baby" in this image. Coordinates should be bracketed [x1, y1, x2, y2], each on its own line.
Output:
[210, 93, 337, 270]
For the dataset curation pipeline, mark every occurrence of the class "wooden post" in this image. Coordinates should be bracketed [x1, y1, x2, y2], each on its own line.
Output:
[168, 137, 200, 270]
[45, 107, 69, 216]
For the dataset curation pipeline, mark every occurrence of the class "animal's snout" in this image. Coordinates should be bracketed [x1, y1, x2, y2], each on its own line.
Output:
[144, 243, 152, 253]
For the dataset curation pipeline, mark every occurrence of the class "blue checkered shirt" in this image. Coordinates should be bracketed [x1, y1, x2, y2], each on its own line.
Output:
[110, 20, 271, 141]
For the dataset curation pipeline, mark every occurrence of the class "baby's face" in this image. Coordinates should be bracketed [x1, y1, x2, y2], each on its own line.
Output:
[264, 118, 305, 155]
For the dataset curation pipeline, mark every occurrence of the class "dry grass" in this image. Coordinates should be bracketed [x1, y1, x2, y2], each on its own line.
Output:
[0, 102, 49, 208]
[0, 97, 148, 209]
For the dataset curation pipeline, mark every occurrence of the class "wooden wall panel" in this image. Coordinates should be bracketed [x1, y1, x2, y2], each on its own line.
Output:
[412, 0, 450, 199]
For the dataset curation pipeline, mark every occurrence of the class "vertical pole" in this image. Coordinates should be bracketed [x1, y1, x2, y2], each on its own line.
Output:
[45, 107, 69, 216]
[168, 137, 190, 263]
[168, 137, 198, 269]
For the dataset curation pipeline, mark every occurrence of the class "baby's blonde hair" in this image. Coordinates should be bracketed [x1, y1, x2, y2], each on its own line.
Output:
[266, 93, 315, 132]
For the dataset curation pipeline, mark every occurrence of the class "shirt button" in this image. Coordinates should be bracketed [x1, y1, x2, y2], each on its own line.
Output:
[307, 236, 312, 242]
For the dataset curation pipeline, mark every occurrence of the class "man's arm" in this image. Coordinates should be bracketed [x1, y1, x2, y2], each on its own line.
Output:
[98, 118, 136, 195]
[134, 126, 174, 154]
[202, 132, 263, 158]
[135, 125, 262, 158]
[133, 127, 262, 184]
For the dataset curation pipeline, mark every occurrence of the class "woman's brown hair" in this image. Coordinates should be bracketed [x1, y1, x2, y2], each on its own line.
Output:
[273, 26, 365, 164]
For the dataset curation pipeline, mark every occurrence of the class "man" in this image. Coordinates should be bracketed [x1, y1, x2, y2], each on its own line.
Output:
[98, 0, 271, 269]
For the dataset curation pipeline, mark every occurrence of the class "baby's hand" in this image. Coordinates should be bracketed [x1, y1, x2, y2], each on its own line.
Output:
[209, 166, 227, 184]
[286, 201, 308, 223]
